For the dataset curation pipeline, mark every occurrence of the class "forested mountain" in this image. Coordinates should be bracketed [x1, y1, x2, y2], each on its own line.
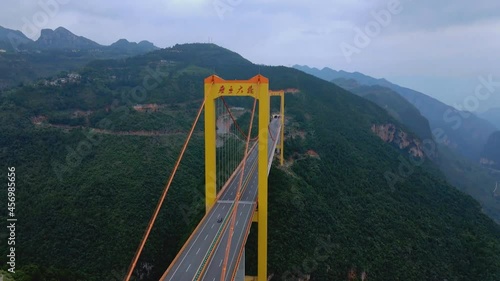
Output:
[332, 78, 433, 141]
[0, 25, 159, 89]
[110, 39, 158, 52]
[0, 26, 32, 51]
[31, 27, 102, 50]
[1, 44, 500, 280]
[294, 65, 497, 161]
[298, 65, 500, 225]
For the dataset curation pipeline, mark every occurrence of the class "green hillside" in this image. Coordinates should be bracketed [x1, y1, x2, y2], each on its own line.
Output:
[1, 44, 500, 280]
[331, 77, 500, 224]
[333, 78, 433, 141]
[294, 65, 497, 161]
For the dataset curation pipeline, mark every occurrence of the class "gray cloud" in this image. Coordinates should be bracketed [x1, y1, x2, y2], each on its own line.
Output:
[395, 0, 500, 32]
[0, 0, 499, 110]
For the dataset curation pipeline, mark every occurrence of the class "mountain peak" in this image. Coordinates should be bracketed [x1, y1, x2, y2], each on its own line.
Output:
[110, 38, 158, 52]
[138, 40, 155, 47]
[117, 38, 130, 43]
[0, 25, 33, 50]
[54, 26, 70, 33]
[110, 38, 131, 47]
[35, 27, 101, 50]
[40, 26, 73, 37]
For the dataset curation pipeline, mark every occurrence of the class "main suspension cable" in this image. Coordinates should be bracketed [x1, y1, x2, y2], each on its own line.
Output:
[221, 97, 258, 142]
[123, 99, 206, 281]
[220, 97, 258, 281]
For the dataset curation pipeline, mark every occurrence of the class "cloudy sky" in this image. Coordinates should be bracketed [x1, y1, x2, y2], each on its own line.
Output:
[1, 0, 500, 111]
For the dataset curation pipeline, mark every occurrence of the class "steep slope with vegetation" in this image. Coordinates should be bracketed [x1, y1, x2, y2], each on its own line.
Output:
[1, 44, 500, 280]
[301, 66, 500, 225]
[294, 65, 497, 161]
[333, 78, 432, 141]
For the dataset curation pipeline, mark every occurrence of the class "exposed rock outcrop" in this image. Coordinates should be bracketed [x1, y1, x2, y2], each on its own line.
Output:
[371, 123, 425, 158]
[34, 27, 102, 50]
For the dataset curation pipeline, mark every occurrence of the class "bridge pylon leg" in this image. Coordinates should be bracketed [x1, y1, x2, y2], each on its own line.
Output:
[204, 87, 217, 212]
[281, 93, 285, 166]
[257, 83, 270, 281]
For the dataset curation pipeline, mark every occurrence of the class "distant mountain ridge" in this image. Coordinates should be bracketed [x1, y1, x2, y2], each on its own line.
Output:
[0, 25, 32, 43]
[109, 38, 159, 53]
[294, 65, 497, 161]
[333, 77, 433, 142]
[296, 64, 500, 227]
[33, 27, 102, 49]
[0, 25, 159, 51]
[293, 65, 393, 87]
[0, 25, 160, 89]
[0, 25, 33, 51]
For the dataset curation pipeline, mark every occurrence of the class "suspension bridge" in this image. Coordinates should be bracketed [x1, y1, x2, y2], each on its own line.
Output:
[124, 74, 285, 281]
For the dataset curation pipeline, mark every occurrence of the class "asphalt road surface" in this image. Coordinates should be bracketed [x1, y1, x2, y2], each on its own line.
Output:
[160, 118, 281, 281]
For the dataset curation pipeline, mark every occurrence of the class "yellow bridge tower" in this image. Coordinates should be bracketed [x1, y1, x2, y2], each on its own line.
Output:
[204, 74, 284, 281]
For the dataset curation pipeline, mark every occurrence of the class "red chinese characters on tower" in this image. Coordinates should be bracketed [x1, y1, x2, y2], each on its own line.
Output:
[217, 84, 257, 95]
[218, 85, 225, 94]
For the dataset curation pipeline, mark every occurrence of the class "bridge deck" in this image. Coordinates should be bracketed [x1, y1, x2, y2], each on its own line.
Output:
[160, 119, 281, 281]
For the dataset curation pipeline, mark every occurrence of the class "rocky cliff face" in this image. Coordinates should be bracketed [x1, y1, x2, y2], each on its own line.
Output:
[371, 123, 425, 158]
[34, 27, 102, 49]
